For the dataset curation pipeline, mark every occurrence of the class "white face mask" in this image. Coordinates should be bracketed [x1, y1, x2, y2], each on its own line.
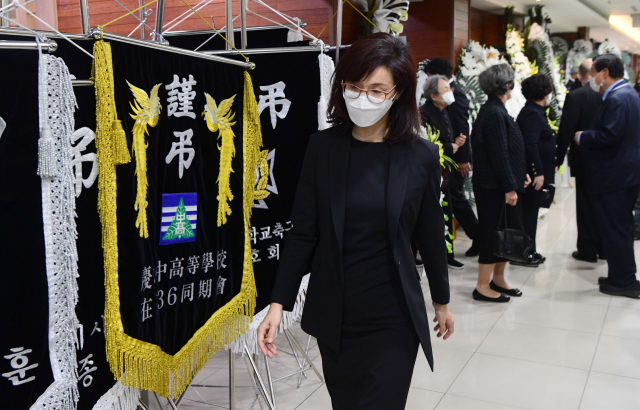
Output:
[545, 94, 552, 106]
[343, 92, 395, 128]
[589, 73, 603, 93]
[440, 91, 455, 106]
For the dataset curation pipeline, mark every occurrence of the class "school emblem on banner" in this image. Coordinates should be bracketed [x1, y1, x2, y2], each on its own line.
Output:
[160, 193, 197, 245]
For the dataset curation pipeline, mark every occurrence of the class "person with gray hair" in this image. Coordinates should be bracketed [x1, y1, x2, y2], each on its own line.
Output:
[419, 74, 467, 270]
[567, 66, 581, 91]
[469, 64, 531, 302]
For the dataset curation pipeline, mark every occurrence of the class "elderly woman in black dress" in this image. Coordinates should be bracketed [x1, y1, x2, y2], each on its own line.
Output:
[420, 74, 467, 270]
[471, 64, 530, 302]
[256, 34, 455, 409]
[515, 74, 557, 267]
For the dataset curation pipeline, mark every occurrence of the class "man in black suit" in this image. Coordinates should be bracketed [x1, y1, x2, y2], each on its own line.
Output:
[566, 67, 581, 91]
[576, 54, 640, 298]
[425, 58, 481, 256]
[557, 58, 604, 263]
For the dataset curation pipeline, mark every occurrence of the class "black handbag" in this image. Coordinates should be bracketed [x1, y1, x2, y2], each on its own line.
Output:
[493, 204, 534, 263]
[539, 184, 555, 209]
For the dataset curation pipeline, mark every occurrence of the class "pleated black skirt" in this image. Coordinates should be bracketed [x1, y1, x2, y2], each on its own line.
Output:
[317, 323, 420, 410]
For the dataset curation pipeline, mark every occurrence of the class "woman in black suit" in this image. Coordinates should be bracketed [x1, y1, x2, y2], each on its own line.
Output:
[256, 33, 454, 410]
[471, 64, 530, 303]
[515, 74, 556, 266]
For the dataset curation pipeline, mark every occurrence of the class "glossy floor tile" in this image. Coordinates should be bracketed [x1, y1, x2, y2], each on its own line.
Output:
[150, 182, 640, 409]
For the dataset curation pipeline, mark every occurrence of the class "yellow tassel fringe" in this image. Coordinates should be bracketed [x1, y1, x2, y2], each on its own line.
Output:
[94, 41, 260, 399]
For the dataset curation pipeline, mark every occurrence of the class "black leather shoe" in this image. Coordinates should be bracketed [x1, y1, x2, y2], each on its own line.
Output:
[599, 281, 640, 299]
[472, 289, 510, 303]
[510, 255, 540, 267]
[465, 242, 481, 257]
[572, 251, 598, 263]
[533, 252, 545, 263]
[490, 281, 523, 297]
[598, 277, 609, 286]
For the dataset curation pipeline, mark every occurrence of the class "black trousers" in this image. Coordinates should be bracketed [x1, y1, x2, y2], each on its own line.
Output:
[318, 323, 419, 410]
[521, 185, 541, 253]
[574, 167, 603, 257]
[474, 186, 523, 264]
[592, 184, 640, 287]
[449, 169, 480, 240]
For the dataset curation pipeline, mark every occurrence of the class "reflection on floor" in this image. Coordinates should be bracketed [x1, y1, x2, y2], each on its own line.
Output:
[169, 180, 640, 410]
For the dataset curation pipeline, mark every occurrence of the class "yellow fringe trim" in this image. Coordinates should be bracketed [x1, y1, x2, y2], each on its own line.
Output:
[94, 40, 260, 399]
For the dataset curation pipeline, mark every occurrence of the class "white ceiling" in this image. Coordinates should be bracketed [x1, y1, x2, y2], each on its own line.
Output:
[470, 0, 640, 53]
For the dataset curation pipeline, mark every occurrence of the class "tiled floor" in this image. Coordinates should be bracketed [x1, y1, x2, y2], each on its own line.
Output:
[165, 180, 640, 410]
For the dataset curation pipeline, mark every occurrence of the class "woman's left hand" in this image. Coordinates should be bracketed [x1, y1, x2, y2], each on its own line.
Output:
[432, 302, 454, 340]
[524, 174, 531, 188]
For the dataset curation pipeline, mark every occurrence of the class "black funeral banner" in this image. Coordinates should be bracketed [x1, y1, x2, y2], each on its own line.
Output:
[242, 51, 322, 311]
[95, 39, 256, 398]
[0, 47, 55, 410]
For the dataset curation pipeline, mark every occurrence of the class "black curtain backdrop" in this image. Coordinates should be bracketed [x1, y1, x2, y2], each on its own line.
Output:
[246, 51, 321, 311]
[0, 47, 55, 410]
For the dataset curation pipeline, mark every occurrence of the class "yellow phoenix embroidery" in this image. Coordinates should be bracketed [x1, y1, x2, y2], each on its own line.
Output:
[127, 81, 162, 238]
[203, 92, 237, 226]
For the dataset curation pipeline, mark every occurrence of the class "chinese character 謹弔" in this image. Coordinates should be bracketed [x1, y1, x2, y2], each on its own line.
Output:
[165, 129, 195, 179]
[258, 81, 291, 129]
[2, 347, 38, 386]
[165, 74, 197, 119]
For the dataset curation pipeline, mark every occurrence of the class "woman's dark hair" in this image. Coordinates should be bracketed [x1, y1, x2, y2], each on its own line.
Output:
[327, 33, 420, 144]
[593, 54, 625, 79]
[478, 64, 515, 97]
[424, 57, 454, 79]
[521, 74, 554, 101]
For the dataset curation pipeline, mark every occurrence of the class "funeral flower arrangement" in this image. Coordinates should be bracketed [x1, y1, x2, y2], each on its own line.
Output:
[505, 25, 533, 118]
[367, 0, 410, 36]
[456, 41, 508, 121]
[527, 22, 566, 121]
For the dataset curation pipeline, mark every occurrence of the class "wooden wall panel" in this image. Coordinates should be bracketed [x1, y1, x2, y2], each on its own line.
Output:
[402, 0, 454, 64]
[469, 7, 504, 49]
[57, 0, 333, 44]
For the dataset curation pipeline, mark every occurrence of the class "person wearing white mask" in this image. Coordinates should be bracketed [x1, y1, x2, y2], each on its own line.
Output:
[420, 75, 467, 270]
[257, 33, 454, 410]
[515, 74, 557, 268]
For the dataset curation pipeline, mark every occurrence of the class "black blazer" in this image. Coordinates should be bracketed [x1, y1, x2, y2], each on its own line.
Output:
[270, 127, 450, 371]
[471, 96, 527, 193]
[516, 100, 557, 182]
[447, 80, 471, 163]
[580, 80, 640, 194]
[556, 86, 603, 176]
[421, 99, 454, 157]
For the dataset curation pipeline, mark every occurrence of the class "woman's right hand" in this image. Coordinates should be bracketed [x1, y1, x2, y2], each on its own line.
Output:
[505, 190, 518, 206]
[257, 303, 283, 358]
[532, 175, 544, 190]
[451, 143, 459, 154]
